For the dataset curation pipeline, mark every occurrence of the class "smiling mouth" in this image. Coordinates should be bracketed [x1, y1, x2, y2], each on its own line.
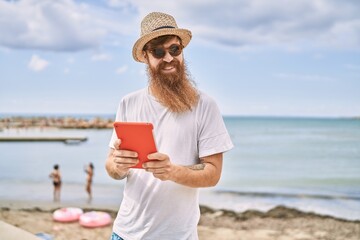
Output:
[163, 66, 174, 70]
[159, 61, 178, 72]
[161, 65, 176, 72]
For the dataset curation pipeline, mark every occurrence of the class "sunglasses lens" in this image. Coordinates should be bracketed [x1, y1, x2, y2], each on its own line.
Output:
[153, 48, 166, 58]
[169, 44, 182, 56]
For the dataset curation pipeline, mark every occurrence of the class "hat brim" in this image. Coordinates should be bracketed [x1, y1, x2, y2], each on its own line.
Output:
[132, 28, 192, 63]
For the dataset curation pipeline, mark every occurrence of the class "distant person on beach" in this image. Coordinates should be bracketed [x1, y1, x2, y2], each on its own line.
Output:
[105, 12, 233, 240]
[49, 164, 61, 202]
[84, 162, 94, 202]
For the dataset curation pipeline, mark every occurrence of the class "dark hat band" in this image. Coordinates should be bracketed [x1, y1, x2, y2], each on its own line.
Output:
[152, 26, 175, 31]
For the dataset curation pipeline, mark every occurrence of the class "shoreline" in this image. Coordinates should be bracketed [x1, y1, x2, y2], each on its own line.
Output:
[1, 201, 359, 240]
[1, 198, 358, 224]
[1, 180, 359, 222]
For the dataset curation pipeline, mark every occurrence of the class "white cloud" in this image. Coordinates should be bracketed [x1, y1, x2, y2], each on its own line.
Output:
[0, 0, 135, 51]
[28, 55, 49, 72]
[132, 0, 360, 50]
[116, 65, 128, 74]
[91, 53, 112, 61]
[1, 0, 359, 52]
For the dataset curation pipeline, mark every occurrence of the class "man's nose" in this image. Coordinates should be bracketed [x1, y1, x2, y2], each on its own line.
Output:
[162, 51, 174, 63]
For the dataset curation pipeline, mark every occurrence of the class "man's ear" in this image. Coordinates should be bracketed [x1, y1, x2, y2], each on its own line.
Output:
[143, 52, 148, 63]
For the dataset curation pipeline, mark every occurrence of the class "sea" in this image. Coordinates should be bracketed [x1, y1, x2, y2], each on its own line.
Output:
[0, 114, 359, 221]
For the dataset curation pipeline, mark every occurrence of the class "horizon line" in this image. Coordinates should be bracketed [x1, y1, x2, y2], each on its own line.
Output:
[0, 112, 358, 119]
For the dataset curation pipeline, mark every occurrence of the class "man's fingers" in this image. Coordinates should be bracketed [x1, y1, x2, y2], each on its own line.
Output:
[146, 167, 166, 174]
[116, 161, 139, 169]
[114, 156, 139, 165]
[113, 149, 138, 158]
[147, 152, 167, 161]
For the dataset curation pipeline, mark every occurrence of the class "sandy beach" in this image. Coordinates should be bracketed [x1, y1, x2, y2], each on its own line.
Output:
[0, 200, 359, 240]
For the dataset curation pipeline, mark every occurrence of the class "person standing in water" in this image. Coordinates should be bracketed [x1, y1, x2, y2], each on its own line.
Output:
[84, 162, 94, 202]
[49, 164, 61, 202]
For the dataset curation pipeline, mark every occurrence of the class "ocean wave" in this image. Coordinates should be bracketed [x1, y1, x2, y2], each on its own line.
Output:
[215, 189, 360, 201]
[199, 204, 360, 222]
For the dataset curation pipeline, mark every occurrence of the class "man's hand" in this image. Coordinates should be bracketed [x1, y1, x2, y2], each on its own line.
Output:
[144, 153, 223, 188]
[143, 152, 175, 181]
[112, 139, 139, 169]
[105, 139, 139, 179]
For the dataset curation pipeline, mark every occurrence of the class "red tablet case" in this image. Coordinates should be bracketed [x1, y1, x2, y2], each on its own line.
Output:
[113, 122, 157, 169]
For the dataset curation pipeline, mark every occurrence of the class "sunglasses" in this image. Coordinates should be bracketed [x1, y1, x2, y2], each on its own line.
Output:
[148, 44, 183, 59]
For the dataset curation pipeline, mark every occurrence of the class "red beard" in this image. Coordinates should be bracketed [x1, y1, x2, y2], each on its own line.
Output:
[147, 59, 199, 113]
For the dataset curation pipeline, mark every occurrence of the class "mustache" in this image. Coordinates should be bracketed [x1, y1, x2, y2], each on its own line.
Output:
[157, 58, 180, 71]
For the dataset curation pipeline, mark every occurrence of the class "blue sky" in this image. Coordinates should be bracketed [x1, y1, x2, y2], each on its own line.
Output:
[0, 0, 359, 117]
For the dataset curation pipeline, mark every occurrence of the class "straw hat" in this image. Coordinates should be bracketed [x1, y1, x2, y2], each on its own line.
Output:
[132, 12, 192, 63]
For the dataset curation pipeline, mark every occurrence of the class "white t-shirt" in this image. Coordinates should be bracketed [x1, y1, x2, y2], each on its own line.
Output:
[109, 88, 233, 240]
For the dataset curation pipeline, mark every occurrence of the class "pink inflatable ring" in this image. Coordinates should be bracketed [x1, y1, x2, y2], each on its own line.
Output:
[79, 211, 112, 228]
[53, 207, 83, 222]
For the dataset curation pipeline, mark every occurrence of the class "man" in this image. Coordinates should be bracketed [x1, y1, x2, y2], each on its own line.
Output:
[106, 12, 233, 240]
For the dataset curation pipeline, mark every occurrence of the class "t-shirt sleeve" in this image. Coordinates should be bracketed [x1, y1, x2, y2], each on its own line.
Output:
[198, 95, 234, 158]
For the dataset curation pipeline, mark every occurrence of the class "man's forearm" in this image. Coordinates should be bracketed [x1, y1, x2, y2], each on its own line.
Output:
[170, 154, 223, 188]
[171, 163, 219, 188]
